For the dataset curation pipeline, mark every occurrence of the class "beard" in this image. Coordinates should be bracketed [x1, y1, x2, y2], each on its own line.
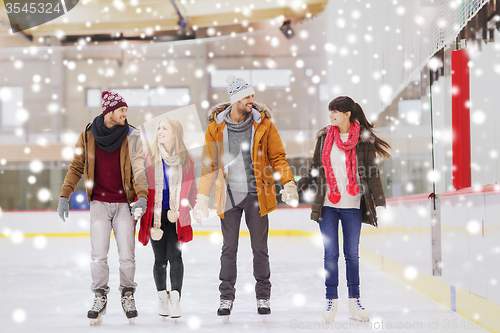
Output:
[236, 103, 252, 115]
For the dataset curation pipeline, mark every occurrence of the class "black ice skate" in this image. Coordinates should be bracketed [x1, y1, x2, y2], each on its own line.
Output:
[121, 287, 138, 325]
[87, 289, 107, 326]
[217, 299, 233, 323]
[257, 299, 271, 320]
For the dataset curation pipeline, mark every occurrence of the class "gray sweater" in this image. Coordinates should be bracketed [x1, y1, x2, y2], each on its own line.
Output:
[224, 111, 257, 193]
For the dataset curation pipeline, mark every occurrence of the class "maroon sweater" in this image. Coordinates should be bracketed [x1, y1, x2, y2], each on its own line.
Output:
[91, 145, 128, 203]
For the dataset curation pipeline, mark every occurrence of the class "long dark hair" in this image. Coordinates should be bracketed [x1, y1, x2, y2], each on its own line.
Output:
[329, 96, 391, 159]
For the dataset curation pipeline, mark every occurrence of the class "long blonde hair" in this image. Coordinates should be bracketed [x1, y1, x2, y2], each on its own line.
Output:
[147, 117, 192, 173]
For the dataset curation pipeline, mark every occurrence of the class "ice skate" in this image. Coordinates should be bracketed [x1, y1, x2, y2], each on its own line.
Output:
[217, 299, 233, 323]
[257, 299, 271, 320]
[158, 290, 169, 318]
[87, 290, 107, 326]
[349, 297, 370, 322]
[169, 290, 181, 320]
[121, 287, 138, 325]
[322, 298, 338, 323]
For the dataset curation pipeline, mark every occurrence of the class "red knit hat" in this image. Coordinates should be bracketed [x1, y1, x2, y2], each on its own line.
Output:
[101, 91, 128, 115]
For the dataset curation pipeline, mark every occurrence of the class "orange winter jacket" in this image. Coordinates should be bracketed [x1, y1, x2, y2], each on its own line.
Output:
[198, 102, 295, 218]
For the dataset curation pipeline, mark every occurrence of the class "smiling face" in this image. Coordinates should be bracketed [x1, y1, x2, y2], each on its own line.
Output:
[157, 120, 174, 148]
[234, 94, 255, 113]
[109, 106, 128, 126]
[329, 109, 351, 127]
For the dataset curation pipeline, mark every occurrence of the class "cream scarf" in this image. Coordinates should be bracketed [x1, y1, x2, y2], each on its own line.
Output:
[150, 144, 183, 241]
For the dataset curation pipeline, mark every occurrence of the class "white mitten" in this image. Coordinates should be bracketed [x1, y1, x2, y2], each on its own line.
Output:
[282, 181, 299, 207]
[167, 210, 179, 223]
[192, 194, 209, 223]
[151, 227, 163, 241]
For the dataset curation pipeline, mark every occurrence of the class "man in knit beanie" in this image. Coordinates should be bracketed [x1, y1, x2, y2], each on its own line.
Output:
[193, 75, 299, 318]
[57, 91, 147, 325]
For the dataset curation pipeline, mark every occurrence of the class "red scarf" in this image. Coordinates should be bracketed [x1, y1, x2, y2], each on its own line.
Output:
[321, 121, 360, 204]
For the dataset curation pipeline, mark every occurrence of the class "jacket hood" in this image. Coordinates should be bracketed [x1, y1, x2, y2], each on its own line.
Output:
[316, 124, 375, 144]
[207, 102, 273, 124]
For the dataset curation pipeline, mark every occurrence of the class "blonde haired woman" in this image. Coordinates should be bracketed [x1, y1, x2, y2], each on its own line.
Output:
[138, 117, 197, 319]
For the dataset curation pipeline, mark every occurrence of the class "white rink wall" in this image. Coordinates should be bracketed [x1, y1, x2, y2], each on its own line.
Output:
[362, 191, 500, 308]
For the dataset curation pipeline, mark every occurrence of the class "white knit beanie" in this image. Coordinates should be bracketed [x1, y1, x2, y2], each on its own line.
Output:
[226, 75, 255, 105]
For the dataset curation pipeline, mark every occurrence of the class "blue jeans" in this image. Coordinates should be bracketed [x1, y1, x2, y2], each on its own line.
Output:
[319, 206, 363, 299]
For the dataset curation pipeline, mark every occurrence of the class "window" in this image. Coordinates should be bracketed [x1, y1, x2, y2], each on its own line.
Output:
[251, 69, 291, 87]
[1, 87, 24, 127]
[319, 84, 330, 102]
[87, 88, 190, 107]
[211, 69, 291, 88]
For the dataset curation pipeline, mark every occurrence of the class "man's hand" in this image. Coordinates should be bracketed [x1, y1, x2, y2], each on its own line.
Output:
[130, 197, 147, 220]
[281, 181, 299, 207]
[57, 197, 69, 222]
[192, 194, 209, 223]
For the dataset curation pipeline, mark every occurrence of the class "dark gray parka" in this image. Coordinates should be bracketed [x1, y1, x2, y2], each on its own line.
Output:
[297, 125, 386, 227]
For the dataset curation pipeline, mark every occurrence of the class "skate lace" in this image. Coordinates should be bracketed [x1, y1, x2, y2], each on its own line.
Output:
[326, 299, 335, 311]
[219, 299, 233, 310]
[91, 295, 106, 312]
[257, 299, 270, 309]
[121, 294, 137, 312]
[355, 298, 365, 310]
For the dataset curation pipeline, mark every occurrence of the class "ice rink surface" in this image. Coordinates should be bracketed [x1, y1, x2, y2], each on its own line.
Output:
[1, 234, 489, 332]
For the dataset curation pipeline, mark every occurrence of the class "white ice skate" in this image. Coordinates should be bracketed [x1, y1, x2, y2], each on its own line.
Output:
[158, 290, 169, 319]
[349, 297, 370, 322]
[121, 288, 138, 325]
[322, 298, 338, 323]
[170, 290, 181, 320]
[217, 299, 233, 323]
[87, 291, 107, 326]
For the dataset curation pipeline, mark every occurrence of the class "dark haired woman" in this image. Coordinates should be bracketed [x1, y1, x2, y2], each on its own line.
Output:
[297, 96, 391, 322]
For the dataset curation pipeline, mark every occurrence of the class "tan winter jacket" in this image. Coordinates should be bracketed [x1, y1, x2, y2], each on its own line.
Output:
[60, 123, 148, 204]
[198, 102, 295, 218]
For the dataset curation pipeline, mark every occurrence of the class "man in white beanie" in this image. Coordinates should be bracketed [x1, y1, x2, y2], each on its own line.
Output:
[193, 75, 299, 318]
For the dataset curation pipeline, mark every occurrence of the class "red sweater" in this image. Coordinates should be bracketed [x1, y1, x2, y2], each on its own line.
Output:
[92, 145, 128, 203]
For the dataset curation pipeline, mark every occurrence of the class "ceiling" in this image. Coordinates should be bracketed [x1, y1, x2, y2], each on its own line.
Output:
[0, 0, 328, 42]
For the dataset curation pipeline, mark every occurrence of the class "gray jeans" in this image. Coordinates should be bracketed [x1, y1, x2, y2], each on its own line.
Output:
[219, 191, 271, 301]
[89, 201, 137, 295]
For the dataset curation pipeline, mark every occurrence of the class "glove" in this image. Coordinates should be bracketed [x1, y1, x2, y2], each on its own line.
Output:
[192, 194, 209, 223]
[130, 197, 147, 220]
[58, 197, 69, 222]
[281, 181, 299, 207]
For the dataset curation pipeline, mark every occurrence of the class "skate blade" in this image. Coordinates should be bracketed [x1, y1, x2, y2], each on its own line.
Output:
[89, 315, 103, 326]
[222, 316, 230, 324]
[89, 309, 105, 326]
[128, 318, 136, 325]
[349, 316, 370, 322]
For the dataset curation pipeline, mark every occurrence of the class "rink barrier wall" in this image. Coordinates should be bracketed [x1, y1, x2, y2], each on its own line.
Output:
[359, 246, 500, 333]
[360, 186, 500, 333]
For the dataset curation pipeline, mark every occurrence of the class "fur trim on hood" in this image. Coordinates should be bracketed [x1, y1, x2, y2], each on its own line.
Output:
[207, 102, 273, 124]
[316, 125, 375, 144]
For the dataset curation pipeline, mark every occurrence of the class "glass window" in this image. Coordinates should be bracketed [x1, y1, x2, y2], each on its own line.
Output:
[319, 84, 330, 102]
[1, 87, 24, 127]
[86, 88, 190, 107]
[114, 89, 149, 107]
[251, 69, 291, 87]
[150, 88, 190, 106]
[86, 89, 101, 107]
